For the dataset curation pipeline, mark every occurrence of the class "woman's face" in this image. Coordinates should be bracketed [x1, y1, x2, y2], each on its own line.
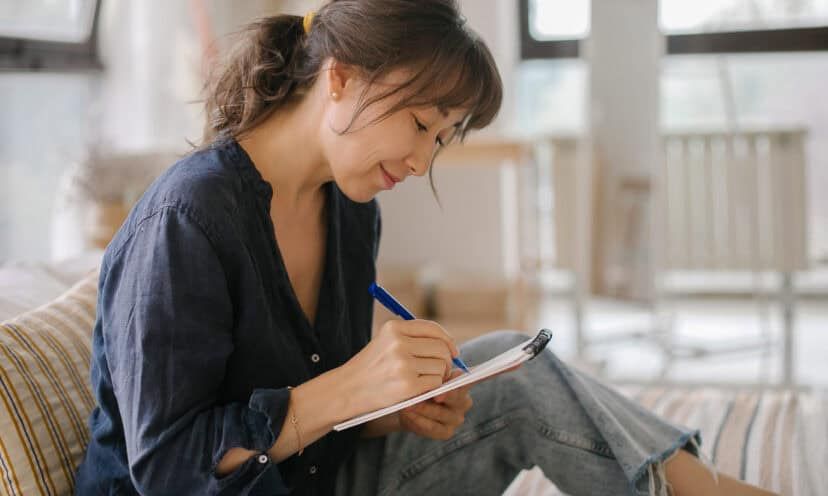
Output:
[319, 66, 468, 203]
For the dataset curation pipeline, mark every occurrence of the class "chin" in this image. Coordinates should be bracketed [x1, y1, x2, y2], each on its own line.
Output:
[336, 182, 378, 204]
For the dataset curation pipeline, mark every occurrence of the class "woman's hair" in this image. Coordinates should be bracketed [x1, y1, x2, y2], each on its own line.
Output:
[202, 0, 503, 188]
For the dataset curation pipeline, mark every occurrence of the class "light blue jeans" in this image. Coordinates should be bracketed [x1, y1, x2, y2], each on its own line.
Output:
[335, 331, 705, 496]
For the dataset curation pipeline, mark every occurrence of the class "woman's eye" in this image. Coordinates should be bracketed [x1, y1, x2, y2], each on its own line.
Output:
[436, 136, 445, 146]
[414, 117, 428, 133]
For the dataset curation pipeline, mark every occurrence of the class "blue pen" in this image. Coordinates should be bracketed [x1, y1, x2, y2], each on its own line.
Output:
[369, 282, 471, 374]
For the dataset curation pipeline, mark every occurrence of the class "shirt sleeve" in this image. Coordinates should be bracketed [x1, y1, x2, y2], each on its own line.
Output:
[100, 205, 291, 495]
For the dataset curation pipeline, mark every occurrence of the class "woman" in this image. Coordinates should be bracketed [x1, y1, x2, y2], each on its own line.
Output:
[75, 1, 777, 495]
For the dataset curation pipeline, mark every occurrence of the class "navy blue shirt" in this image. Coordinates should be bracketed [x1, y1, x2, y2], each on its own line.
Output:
[75, 138, 380, 495]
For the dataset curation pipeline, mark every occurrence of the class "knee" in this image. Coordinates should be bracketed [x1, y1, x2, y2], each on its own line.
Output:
[472, 329, 531, 349]
[488, 329, 533, 347]
[459, 330, 533, 365]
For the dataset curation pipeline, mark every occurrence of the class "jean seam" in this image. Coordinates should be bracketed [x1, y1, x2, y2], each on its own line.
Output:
[382, 408, 614, 495]
[535, 420, 614, 459]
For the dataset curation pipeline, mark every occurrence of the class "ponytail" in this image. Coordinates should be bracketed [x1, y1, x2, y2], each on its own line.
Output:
[202, 15, 313, 143]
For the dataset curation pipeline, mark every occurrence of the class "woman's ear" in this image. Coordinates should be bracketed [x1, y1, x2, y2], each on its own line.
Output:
[326, 58, 361, 101]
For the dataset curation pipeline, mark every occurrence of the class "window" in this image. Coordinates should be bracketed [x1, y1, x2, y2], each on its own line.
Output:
[0, 0, 102, 70]
[518, 0, 828, 259]
[520, 0, 828, 57]
[528, 0, 590, 40]
[661, 0, 828, 34]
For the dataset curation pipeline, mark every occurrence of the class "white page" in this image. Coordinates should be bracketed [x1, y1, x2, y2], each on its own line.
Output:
[334, 335, 538, 431]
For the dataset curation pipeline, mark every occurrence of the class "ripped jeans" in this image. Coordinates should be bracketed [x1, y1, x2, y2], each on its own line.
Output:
[335, 330, 714, 496]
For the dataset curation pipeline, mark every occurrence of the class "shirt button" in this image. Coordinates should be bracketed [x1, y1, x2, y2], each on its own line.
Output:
[309, 465, 317, 475]
[310, 353, 320, 363]
[257, 454, 269, 464]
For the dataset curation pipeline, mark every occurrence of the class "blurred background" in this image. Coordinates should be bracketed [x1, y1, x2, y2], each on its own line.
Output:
[1, 0, 827, 388]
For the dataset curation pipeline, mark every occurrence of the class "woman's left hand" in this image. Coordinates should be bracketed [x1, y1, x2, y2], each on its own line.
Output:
[399, 369, 474, 440]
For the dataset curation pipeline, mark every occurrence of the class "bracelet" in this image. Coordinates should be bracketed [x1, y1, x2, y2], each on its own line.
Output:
[286, 386, 304, 456]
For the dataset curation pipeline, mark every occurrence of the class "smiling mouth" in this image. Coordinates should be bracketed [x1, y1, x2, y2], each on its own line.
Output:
[380, 164, 401, 183]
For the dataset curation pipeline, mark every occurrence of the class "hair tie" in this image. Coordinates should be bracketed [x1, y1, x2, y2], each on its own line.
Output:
[302, 11, 315, 34]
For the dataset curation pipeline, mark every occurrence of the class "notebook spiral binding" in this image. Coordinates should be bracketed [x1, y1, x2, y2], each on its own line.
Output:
[522, 329, 553, 360]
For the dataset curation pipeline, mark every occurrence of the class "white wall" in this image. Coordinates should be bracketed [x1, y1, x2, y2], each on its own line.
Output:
[376, 0, 523, 279]
[376, 163, 519, 278]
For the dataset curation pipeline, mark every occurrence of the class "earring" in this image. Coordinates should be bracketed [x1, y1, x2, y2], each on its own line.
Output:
[330, 91, 340, 100]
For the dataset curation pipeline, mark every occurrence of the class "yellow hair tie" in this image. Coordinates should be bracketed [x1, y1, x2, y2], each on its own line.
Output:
[303, 11, 315, 34]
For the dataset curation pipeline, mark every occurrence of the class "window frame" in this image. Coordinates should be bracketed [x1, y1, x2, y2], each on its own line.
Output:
[519, 0, 828, 59]
[0, 0, 103, 71]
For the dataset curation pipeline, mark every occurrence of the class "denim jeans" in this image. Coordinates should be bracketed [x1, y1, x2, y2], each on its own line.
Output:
[335, 331, 705, 496]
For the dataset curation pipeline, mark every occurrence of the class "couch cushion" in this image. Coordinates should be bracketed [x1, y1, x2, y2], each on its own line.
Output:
[0, 263, 70, 323]
[0, 251, 102, 323]
[0, 270, 98, 495]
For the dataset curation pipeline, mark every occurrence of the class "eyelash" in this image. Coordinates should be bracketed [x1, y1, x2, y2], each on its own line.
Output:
[414, 116, 444, 146]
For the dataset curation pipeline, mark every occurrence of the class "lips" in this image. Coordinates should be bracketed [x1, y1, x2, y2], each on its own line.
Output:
[379, 164, 401, 189]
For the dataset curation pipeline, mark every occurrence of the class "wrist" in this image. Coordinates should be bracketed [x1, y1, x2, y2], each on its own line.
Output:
[320, 362, 362, 423]
[329, 362, 365, 420]
[292, 366, 354, 430]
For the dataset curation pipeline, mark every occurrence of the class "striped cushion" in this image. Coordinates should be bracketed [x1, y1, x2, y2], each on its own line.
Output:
[0, 270, 98, 496]
[620, 385, 827, 496]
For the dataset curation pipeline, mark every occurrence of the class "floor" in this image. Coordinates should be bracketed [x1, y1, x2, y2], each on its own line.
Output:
[527, 294, 828, 387]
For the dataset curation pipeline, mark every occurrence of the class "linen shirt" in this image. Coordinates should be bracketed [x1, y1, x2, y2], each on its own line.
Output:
[74, 138, 380, 495]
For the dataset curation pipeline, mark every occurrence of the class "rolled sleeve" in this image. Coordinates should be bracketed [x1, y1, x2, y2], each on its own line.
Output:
[101, 205, 291, 495]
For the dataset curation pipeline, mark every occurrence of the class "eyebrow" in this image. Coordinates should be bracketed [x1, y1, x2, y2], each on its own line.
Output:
[437, 107, 465, 128]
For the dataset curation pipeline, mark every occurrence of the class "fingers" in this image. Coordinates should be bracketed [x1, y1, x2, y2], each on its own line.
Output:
[414, 357, 449, 378]
[433, 370, 471, 403]
[403, 402, 466, 439]
[410, 402, 452, 423]
[414, 373, 444, 394]
[401, 411, 455, 440]
[390, 320, 459, 358]
[434, 385, 471, 404]
[404, 335, 454, 377]
[445, 389, 474, 409]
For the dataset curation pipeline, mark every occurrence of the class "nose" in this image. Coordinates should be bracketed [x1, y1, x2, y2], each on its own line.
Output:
[404, 158, 425, 177]
[404, 145, 435, 177]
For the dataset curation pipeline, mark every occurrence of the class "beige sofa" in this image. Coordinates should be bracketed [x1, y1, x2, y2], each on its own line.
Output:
[0, 258, 824, 495]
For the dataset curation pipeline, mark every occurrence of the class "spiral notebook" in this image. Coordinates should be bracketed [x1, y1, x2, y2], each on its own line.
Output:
[333, 329, 553, 431]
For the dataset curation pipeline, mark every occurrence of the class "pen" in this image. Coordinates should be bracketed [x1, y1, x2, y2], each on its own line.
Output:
[369, 282, 471, 374]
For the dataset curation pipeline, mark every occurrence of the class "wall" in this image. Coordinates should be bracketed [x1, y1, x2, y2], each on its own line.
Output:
[374, 0, 523, 279]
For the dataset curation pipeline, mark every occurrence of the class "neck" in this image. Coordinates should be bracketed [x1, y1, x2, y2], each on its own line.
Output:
[238, 87, 331, 212]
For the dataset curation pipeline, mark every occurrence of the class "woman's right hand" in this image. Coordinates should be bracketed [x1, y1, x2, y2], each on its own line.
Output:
[339, 319, 460, 416]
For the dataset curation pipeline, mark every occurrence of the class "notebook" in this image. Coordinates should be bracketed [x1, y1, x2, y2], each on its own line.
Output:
[333, 329, 553, 431]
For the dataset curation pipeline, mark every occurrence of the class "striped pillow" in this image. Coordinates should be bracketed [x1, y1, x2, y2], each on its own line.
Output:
[0, 270, 98, 496]
[620, 385, 827, 496]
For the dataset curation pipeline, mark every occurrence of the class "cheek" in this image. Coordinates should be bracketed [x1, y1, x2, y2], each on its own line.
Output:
[321, 139, 381, 202]
[327, 138, 376, 177]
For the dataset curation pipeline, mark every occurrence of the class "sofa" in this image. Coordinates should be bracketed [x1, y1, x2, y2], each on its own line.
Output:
[1, 256, 825, 495]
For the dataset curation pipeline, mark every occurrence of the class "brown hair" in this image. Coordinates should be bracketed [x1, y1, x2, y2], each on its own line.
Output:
[203, 0, 502, 191]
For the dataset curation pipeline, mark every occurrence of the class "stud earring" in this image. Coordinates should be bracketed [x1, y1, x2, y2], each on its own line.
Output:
[331, 91, 340, 100]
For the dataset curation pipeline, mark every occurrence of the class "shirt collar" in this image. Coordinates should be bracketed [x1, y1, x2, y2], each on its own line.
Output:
[221, 136, 275, 206]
